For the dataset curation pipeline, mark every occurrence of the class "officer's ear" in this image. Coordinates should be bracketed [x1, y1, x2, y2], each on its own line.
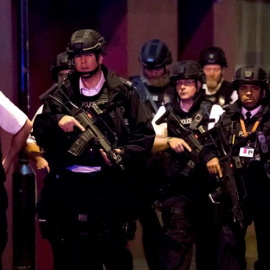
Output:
[221, 66, 225, 77]
[98, 55, 103, 64]
[262, 89, 266, 99]
[196, 81, 202, 91]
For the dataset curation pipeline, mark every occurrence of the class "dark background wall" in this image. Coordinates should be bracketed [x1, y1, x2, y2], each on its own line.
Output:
[178, 0, 213, 60]
[28, 0, 128, 118]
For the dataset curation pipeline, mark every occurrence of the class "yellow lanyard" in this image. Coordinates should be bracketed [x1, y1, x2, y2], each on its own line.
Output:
[239, 118, 260, 137]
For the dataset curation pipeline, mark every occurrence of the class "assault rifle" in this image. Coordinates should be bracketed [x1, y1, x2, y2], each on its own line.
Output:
[209, 155, 244, 228]
[208, 124, 256, 228]
[39, 80, 125, 170]
[155, 105, 203, 175]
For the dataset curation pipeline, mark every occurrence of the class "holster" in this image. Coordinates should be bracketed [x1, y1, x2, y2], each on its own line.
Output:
[121, 219, 137, 240]
[152, 201, 165, 227]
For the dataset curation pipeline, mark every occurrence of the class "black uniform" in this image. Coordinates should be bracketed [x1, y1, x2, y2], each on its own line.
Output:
[135, 89, 215, 270]
[128, 74, 175, 270]
[157, 90, 216, 270]
[199, 100, 270, 270]
[204, 80, 234, 107]
[33, 65, 155, 270]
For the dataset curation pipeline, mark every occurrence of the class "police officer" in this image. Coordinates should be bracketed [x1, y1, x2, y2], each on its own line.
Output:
[199, 66, 270, 270]
[152, 60, 223, 270]
[26, 51, 75, 172]
[130, 39, 174, 119]
[50, 51, 75, 82]
[128, 39, 175, 270]
[33, 29, 154, 270]
[199, 46, 236, 107]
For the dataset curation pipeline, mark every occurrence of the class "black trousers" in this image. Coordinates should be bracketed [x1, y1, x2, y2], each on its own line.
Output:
[209, 164, 270, 270]
[160, 196, 194, 270]
[140, 195, 194, 270]
[37, 169, 133, 270]
[139, 202, 166, 270]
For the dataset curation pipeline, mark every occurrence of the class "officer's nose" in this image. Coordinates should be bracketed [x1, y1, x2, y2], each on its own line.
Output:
[80, 55, 87, 63]
[151, 69, 160, 78]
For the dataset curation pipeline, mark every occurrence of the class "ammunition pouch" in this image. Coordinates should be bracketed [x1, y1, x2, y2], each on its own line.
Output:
[181, 160, 196, 178]
[169, 156, 197, 180]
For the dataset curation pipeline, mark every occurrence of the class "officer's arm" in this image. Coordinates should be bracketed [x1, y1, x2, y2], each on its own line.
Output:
[25, 141, 50, 172]
[3, 119, 32, 174]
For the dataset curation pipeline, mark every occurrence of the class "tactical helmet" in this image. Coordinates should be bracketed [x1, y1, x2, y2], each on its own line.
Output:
[50, 52, 75, 81]
[66, 29, 106, 57]
[232, 66, 269, 90]
[199, 46, 227, 67]
[139, 39, 172, 69]
[170, 60, 204, 83]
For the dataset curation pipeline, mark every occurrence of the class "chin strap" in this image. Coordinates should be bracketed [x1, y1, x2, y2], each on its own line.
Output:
[78, 66, 100, 79]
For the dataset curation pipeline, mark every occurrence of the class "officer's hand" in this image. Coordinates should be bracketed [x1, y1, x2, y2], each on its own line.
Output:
[36, 156, 50, 173]
[99, 148, 122, 166]
[58, 115, 85, 132]
[168, 137, 192, 153]
[206, 157, 222, 178]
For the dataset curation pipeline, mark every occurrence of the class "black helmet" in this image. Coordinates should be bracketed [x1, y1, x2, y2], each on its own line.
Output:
[66, 29, 106, 57]
[199, 46, 227, 67]
[232, 66, 269, 90]
[139, 39, 172, 69]
[50, 52, 75, 81]
[170, 60, 204, 83]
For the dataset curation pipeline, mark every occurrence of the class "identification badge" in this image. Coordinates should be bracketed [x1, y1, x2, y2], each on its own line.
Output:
[239, 147, 254, 158]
